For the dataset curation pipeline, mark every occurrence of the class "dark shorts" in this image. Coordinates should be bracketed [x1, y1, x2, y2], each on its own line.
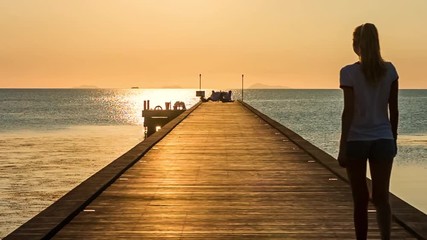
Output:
[346, 139, 397, 159]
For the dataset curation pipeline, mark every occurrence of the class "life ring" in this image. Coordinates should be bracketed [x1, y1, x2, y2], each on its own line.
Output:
[154, 105, 163, 110]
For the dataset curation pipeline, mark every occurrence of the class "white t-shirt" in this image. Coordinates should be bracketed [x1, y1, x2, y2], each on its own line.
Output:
[340, 62, 398, 141]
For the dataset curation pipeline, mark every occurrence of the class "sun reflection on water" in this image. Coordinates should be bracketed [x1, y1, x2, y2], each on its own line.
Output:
[98, 89, 201, 126]
[0, 88, 204, 237]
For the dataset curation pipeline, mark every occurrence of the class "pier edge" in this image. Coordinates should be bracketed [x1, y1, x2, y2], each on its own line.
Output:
[240, 100, 426, 240]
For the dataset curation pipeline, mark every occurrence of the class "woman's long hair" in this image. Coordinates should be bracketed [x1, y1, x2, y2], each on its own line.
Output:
[353, 23, 386, 84]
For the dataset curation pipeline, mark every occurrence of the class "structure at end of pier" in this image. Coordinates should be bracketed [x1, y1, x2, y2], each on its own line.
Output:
[142, 100, 186, 137]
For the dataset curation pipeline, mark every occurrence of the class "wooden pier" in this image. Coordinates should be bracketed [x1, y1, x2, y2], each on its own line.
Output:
[5, 102, 426, 239]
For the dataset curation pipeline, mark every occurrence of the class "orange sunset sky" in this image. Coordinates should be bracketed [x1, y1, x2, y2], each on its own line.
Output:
[1, 0, 426, 89]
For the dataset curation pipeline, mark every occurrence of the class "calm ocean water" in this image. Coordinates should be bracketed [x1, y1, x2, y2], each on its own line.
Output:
[0, 88, 426, 237]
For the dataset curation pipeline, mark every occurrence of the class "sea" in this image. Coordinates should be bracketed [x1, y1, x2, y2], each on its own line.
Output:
[0, 88, 426, 237]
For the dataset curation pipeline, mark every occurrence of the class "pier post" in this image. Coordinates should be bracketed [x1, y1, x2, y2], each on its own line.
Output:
[241, 74, 244, 102]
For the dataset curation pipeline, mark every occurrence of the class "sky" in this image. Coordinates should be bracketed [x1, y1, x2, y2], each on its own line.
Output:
[1, 0, 427, 89]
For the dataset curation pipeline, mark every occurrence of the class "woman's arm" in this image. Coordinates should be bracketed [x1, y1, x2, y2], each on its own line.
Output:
[389, 79, 399, 140]
[338, 87, 354, 167]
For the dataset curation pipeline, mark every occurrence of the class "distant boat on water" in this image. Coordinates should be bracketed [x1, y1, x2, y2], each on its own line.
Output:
[131, 87, 139, 89]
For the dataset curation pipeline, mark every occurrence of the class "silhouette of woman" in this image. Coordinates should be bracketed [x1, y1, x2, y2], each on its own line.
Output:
[338, 23, 399, 240]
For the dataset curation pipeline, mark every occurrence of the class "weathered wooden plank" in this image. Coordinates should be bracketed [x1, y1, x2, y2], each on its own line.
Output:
[50, 102, 418, 239]
[4, 102, 202, 240]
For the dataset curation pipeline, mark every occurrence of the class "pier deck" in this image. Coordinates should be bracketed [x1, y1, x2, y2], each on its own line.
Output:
[6, 102, 424, 239]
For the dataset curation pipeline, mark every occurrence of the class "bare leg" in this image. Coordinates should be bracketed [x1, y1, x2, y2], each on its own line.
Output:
[347, 158, 369, 240]
[369, 157, 394, 240]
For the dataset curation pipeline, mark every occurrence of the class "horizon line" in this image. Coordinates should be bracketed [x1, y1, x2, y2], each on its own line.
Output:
[0, 87, 426, 90]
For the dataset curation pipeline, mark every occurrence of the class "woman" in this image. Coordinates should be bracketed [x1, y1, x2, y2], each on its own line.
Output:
[338, 23, 399, 240]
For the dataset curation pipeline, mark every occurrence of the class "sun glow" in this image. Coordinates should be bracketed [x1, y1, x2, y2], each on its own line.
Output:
[112, 89, 201, 126]
[1, 1, 427, 89]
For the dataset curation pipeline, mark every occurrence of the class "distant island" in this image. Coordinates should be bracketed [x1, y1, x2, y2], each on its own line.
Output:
[248, 83, 290, 89]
